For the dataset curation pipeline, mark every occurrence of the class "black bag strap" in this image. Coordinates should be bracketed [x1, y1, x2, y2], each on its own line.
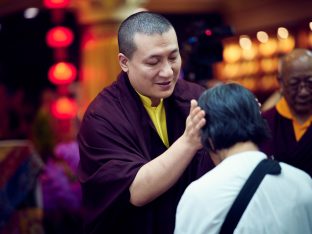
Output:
[219, 159, 281, 234]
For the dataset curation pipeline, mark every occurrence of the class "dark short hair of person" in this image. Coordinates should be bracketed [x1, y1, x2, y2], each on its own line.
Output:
[118, 11, 174, 59]
[198, 83, 271, 152]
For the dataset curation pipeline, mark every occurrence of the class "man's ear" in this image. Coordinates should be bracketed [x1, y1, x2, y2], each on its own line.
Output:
[208, 138, 215, 152]
[118, 53, 129, 72]
[207, 138, 222, 166]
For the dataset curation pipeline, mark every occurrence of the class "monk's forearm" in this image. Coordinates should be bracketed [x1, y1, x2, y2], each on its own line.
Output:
[129, 136, 198, 207]
[129, 99, 205, 206]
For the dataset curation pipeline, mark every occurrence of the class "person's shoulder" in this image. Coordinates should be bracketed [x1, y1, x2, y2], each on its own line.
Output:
[184, 168, 218, 195]
[87, 83, 116, 107]
[280, 162, 312, 182]
[179, 178, 203, 204]
[180, 169, 222, 207]
[280, 163, 312, 204]
[262, 106, 278, 119]
[82, 80, 122, 122]
[85, 73, 128, 112]
[261, 106, 281, 130]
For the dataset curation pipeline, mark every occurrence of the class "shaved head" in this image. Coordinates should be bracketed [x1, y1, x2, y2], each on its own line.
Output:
[278, 48, 312, 79]
[278, 48, 312, 122]
[118, 11, 174, 59]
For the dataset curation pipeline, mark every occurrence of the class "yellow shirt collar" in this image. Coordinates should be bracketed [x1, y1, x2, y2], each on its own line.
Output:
[137, 92, 169, 147]
[276, 97, 312, 141]
[137, 92, 163, 108]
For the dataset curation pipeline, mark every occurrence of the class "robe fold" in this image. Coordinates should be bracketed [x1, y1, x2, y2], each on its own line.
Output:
[78, 72, 214, 234]
[261, 107, 312, 177]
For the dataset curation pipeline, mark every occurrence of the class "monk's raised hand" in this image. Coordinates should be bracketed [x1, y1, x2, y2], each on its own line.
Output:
[183, 99, 206, 150]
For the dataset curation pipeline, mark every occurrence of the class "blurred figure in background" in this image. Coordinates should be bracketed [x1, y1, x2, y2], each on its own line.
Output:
[0, 85, 44, 234]
[261, 48, 312, 177]
[32, 88, 83, 234]
[0, 84, 9, 139]
[0, 140, 44, 234]
[39, 137, 82, 234]
[0, 87, 82, 234]
[0, 85, 36, 140]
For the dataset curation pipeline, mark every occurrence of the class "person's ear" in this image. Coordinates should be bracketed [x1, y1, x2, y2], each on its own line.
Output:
[118, 53, 129, 72]
[207, 138, 224, 166]
[208, 138, 215, 151]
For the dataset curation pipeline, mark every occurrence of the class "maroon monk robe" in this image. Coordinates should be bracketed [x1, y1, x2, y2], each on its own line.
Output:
[261, 107, 312, 177]
[77, 72, 214, 234]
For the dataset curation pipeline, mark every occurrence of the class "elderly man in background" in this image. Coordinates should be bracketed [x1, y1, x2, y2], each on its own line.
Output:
[261, 48, 312, 177]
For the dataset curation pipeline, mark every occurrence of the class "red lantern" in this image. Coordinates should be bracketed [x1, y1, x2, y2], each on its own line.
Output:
[51, 97, 78, 119]
[48, 62, 77, 85]
[44, 0, 70, 9]
[46, 26, 74, 48]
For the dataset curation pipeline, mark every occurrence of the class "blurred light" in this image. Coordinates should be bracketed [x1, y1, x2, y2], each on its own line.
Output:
[260, 75, 279, 91]
[257, 31, 269, 43]
[309, 22, 312, 31]
[259, 38, 278, 56]
[241, 77, 256, 92]
[44, 0, 70, 9]
[46, 26, 74, 48]
[48, 62, 77, 85]
[278, 35, 295, 53]
[309, 32, 312, 47]
[223, 44, 241, 63]
[24, 8, 39, 19]
[241, 44, 258, 60]
[277, 27, 289, 39]
[260, 58, 278, 72]
[223, 63, 240, 79]
[204, 29, 213, 36]
[81, 31, 96, 49]
[240, 62, 253, 76]
[239, 35, 252, 50]
[188, 36, 198, 44]
[51, 97, 78, 119]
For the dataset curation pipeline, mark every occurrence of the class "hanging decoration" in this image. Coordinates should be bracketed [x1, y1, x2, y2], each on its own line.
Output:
[44, 0, 78, 119]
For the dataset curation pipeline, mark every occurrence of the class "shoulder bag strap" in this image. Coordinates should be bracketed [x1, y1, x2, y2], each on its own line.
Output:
[219, 159, 281, 234]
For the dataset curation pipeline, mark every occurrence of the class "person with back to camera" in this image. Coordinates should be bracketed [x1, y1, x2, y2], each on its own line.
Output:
[175, 83, 312, 234]
[261, 48, 312, 177]
[77, 11, 215, 234]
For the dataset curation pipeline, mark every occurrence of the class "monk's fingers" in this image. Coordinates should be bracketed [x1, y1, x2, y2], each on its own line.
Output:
[189, 99, 198, 114]
[190, 109, 205, 125]
[196, 118, 206, 130]
[186, 112, 206, 136]
[191, 118, 206, 135]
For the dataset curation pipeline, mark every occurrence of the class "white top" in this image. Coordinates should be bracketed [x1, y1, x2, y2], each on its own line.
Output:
[175, 151, 312, 234]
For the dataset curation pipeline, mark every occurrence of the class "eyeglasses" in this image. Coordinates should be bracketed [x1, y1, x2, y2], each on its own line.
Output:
[286, 76, 312, 91]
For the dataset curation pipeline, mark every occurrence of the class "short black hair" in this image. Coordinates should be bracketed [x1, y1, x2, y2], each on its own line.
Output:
[118, 11, 174, 59]
[198, 83, 271, 152]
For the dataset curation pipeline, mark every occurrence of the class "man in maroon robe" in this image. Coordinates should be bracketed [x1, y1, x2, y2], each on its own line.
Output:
[77, 12, 214, 234]
[261, 48, 312, 177]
